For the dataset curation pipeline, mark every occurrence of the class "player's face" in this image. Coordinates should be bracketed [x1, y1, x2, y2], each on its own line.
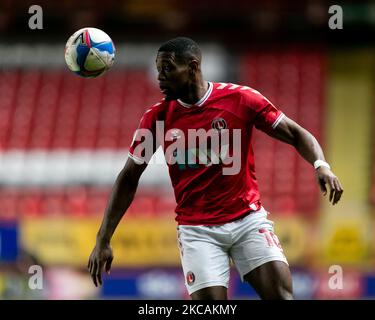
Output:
[156, 52, 190, 101]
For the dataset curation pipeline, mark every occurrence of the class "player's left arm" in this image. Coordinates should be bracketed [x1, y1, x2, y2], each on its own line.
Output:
[267, 115, 344, 205]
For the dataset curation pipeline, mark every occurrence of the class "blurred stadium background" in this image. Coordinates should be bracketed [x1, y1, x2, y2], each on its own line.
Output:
[0, 0, 374, 299]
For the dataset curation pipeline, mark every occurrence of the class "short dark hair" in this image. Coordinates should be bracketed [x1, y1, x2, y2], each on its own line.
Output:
[158, 37, 201, 62]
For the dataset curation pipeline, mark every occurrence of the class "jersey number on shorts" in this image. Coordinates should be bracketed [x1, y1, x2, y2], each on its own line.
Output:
[259, 228, 283, 251]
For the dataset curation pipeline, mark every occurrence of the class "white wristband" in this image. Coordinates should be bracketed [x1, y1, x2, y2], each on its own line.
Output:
[314, 160, 331, 170]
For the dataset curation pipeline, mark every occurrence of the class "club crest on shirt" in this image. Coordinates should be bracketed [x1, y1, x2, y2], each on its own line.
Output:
[211, 118, 227, 131]
[186, 271, 195, 285]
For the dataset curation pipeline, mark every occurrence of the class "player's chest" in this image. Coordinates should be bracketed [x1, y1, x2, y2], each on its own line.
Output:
[163, 107, 243, 133]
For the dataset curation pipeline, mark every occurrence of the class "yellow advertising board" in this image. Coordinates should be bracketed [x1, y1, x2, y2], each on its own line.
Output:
[319, 212, 371, 265]
[20, 214, 329, 267]
[20, 217, 180, 267]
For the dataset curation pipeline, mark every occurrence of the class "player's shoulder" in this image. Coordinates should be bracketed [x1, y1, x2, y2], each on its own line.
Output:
[212, 82, 268, 108]
[211, 82, 272, 111]
[212, 82, 262, 99]
[142, 98, 168, 119]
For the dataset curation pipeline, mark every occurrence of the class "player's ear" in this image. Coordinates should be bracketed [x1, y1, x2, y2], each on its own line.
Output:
[188, 60, 199, 75]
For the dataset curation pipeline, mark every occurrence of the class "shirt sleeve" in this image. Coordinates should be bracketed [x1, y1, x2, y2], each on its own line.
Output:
[241, 88, 285, 133]
[128, 107, 159, 164]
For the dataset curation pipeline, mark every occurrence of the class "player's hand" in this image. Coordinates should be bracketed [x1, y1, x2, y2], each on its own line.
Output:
[315, 166, 343, 205]
[87, 242, 113, 287]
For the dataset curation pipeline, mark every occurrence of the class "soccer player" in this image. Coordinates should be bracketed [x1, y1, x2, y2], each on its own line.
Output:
[88, 37, 343, 300]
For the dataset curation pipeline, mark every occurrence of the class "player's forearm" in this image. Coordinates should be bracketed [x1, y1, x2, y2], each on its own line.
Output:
[96, 169, 138, 245]
[293, 127, 326, 166]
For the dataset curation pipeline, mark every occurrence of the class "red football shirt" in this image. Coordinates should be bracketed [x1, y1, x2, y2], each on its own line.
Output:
[129, 82, 284, 225]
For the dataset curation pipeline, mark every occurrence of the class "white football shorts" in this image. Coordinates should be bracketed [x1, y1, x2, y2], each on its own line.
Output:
[177, 207, 288, 295]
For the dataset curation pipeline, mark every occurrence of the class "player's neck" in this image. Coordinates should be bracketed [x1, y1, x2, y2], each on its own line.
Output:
[180, 79, 209, 105]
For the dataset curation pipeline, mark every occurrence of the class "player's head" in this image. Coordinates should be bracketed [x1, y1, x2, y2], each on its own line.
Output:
[156, 37, 202, 100]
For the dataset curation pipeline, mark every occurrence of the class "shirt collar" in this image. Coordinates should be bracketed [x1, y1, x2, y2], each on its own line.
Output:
[177, 81, 213, 108]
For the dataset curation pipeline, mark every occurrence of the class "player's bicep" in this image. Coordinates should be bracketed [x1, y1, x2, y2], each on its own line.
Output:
[121, 156, 148, 184]
[266, 115, 300, 145]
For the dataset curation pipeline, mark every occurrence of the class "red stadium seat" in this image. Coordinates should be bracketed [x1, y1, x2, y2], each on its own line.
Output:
[0, 188, 19, 220]
[18, 189, 43, 218]
[65, 186, 88, 216]
[0, 68, 160, 151]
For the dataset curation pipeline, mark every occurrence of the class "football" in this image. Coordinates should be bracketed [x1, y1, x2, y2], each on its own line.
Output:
[64, 27, 115, 78]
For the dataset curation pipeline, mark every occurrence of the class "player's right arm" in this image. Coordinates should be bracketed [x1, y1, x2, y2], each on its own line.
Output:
[88, 158, 147, 287]
[87, 102, 161, 287]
